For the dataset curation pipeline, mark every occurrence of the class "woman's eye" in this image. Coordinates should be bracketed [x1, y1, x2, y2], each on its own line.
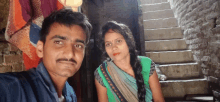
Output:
[54, 41, 63, 45]
[105, 43, 111, 47]
[75, 44, 84, 49]
[116, 40, 122, 43]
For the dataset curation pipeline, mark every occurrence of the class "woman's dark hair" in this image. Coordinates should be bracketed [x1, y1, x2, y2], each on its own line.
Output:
[98, 21, 146, 102]
[40, 9, 92, 44]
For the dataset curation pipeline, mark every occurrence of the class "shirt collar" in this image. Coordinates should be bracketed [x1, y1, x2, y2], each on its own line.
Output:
[35, 62, 76, 102]
[36, 62, 57, 93]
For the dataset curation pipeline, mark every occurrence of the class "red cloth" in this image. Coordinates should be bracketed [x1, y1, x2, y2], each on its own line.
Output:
[5, 0, 64, 70]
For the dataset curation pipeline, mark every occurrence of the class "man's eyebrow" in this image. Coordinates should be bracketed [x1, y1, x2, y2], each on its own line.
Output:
[76, 39, 86, 44]
[50, 35, 67, 40]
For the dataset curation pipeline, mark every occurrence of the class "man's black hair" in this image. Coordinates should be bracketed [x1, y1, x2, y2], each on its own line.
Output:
[40, 9, 92, 44]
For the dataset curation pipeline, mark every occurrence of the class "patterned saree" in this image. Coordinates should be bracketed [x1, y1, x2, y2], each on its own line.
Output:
[97, 56, 153, 102]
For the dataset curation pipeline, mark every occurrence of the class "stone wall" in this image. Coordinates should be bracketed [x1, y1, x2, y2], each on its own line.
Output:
[0, 0, 24, 73]
[168, 0, 220, 78]
[140, 0, 167, 4]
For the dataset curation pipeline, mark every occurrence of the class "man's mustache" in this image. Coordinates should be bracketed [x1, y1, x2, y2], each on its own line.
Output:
[56, 58, 77, 64]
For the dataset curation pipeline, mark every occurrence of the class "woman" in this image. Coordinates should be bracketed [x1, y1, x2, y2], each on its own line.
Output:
[94, 21, 165, 102]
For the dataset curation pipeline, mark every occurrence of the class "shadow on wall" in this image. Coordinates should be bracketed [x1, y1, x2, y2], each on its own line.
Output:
[0, 28, 6, 41]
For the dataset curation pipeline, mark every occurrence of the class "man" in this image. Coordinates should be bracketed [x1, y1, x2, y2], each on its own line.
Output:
[0, 9, 92, 102]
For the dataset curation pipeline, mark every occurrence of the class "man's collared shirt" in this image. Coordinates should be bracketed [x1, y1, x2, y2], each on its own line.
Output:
[0, 62, 77, 102]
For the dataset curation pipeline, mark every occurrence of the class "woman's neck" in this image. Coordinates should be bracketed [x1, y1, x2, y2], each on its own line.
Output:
[113, 55, 132, 71]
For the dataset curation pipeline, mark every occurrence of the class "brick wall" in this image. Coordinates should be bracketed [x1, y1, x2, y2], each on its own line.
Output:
[0, 0, 9, 30]
[0, 33, 24, 73]
[168, 0, 220, 78]
[0, 0, 24, 73]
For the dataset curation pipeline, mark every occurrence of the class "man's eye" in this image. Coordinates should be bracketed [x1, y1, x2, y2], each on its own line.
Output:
[54, 41, 63, 44]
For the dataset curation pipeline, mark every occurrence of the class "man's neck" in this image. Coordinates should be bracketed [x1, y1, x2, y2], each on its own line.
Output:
[49, 72, 68, 97]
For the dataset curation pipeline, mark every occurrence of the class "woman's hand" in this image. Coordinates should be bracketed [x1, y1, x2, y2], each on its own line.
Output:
[95, 79, 108, 102]
[149, 71, 165, 102]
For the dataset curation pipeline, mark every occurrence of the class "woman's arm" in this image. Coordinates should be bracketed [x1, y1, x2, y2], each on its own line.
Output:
[95, 79, 108, 102]
[149, 71, 165, 102]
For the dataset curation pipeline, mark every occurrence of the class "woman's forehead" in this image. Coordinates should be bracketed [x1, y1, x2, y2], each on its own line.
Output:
[104, 32, 124, 41]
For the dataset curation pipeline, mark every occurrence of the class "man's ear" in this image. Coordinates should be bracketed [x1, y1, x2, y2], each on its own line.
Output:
[36, 40, 44, 58]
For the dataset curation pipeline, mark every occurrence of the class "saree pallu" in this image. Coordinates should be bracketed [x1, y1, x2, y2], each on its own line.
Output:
[97, 56, 153, 102]
[5, 0, 64, 70]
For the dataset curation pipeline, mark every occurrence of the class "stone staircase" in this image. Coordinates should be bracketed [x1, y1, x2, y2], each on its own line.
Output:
[139, 0, 209, 99]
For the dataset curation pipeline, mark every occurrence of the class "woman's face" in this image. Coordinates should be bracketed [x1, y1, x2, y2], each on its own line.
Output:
[104, 29, 130, 61]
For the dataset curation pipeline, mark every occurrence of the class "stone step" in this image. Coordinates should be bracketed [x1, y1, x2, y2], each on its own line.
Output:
[141, 2, 171, 12]
[145, 27, 183, 40]
[159, 63, 200, 79]
[143, 9, 174, 20]
[144, 17, 178, 29]
[160, 78, 209, 98]
[145, 50, 194, 64]
[145, 39, 187, 51]
[140, 0, 168, 5]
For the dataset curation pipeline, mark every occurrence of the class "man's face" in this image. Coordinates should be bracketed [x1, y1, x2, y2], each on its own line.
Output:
[37, 23, 86, 78]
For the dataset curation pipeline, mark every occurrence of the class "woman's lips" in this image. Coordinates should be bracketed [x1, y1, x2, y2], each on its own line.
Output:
[113, 53, 120, 56]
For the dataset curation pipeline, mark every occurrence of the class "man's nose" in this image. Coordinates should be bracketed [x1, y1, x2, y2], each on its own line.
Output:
[64, 45, 75, 59]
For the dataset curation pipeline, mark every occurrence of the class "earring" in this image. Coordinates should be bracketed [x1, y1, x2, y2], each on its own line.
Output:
[107, 57, 113, 61]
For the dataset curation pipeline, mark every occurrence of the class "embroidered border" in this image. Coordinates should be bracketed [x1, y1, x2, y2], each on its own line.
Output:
[100, 63, 127, 102]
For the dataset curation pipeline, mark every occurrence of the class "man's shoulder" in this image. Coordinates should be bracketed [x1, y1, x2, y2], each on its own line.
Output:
[0, 68, 49, 102]
[0, 68, 39, 87]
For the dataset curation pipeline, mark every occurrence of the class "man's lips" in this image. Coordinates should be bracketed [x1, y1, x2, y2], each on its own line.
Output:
[113, 53, 120, 56]
[57, 61, 76, 65]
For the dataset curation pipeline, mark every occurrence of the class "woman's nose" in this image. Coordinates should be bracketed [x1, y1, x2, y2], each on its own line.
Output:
[112, 43, 118, 51]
